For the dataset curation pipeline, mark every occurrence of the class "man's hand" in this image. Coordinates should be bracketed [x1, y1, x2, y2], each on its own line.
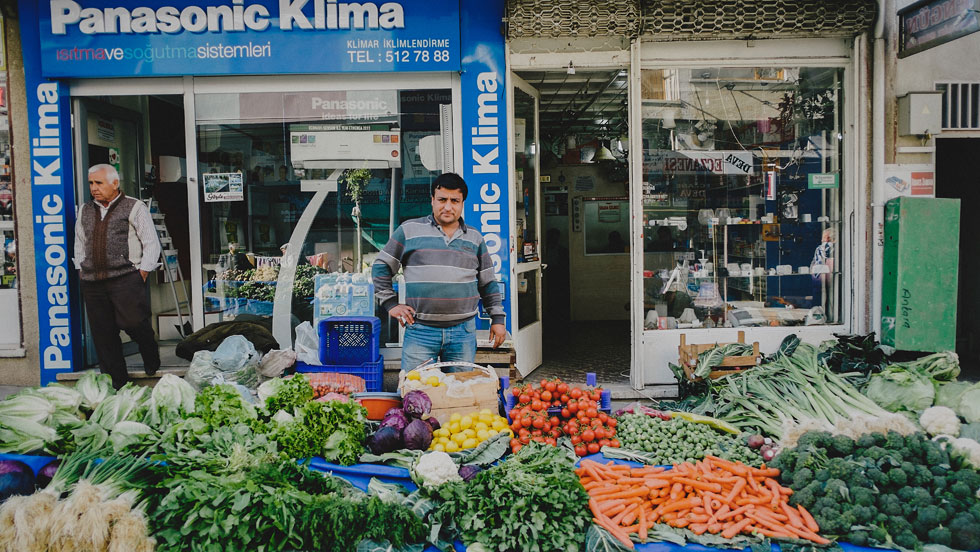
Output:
[140, 270, 149, 281]
[389, 304, 416, 326]
[489, 323, 506, 348]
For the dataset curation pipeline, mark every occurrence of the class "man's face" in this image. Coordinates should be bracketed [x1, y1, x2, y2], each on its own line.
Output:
[89, 169, 120, 204]
[431, 187, 464, 226]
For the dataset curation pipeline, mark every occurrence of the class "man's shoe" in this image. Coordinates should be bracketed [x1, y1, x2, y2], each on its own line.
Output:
[144, 364, 159, 377]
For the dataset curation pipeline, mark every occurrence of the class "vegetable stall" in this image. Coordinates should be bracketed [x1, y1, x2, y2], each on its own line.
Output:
[0, 333, 978, 552]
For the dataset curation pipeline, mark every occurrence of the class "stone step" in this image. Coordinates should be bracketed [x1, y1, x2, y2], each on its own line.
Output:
[55, 368, 188, 388]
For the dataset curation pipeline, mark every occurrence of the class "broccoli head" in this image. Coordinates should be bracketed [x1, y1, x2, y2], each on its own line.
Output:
[817, 508, 845, 533]
[851, 487, 876, 507]
[856, 434, 876, 449]
[927, 527, 952, 547]
[910, 487, 933, 508]
[772, 448, 798, 473]
[797, 431, 834, 450]
[897, 486, 917, 502]
[792, 467, 815, 489]
[950, 512, 980, 551]
[814, 467, 832, 482]
[788, 480, 824, 509]
[887, 515, 913, 537]
[884, 431, 906, 451]
[931, 475, 947, 491]
[851, 504, 877, 525]
[869, 525, 888, 544]
[950, 480, 972, 498]
[824, 478, 848, 500]
[859, 446, 890, 461]
[813, 495, 840, 513]
[905, 435, 924, 460]
[923, 442, 948, 465]
[879, 494, 904, 516]
[887, 467, 908, 487]
[950, 467, 980, 490]
[893, 530, 919, 550]
[929, 464, 948, 477]
[868, 466, 889, 486]
[870, 432, 887, 446]
[914, 504, 946, 529]
[846, 529, 870, 547]
[912, 465, 933, 487]
[830, 434, 855, 456]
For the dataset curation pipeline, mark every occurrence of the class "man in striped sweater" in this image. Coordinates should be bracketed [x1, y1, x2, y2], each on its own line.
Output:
[373, 173, 506, 371]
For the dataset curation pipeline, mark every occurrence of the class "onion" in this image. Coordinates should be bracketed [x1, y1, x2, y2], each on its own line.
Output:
[747, 435, 765, 449]
[762, 448, 776, 462]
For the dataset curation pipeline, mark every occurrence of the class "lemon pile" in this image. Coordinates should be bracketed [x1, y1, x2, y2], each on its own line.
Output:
[430, 410, 513, 452]
[405, 370, 443, 387]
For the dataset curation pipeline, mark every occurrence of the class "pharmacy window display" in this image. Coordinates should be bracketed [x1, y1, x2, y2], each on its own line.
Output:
[640, 66, 843, 329]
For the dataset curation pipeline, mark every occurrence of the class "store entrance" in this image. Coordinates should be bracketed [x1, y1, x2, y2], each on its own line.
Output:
[514, 69, 631, 384]
[72, 95, 190, 370]
[936, 138, 980, 377]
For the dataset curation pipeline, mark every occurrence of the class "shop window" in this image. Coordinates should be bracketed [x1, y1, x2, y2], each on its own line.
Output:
[641, 66, 843, 329]
[195, 88, 450, 336]
[0, 68, 20, 349]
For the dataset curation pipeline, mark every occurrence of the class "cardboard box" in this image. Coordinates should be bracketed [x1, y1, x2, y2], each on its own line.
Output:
[398, 365, 499, 412]
[428, 400, 501, 425]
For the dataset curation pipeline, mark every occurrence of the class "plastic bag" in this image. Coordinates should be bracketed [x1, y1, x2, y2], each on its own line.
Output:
[260, 349, 297, 379]
[212, 335, 261, 372]
[186, 351, 221, 391]
[294, 321, 321, 365]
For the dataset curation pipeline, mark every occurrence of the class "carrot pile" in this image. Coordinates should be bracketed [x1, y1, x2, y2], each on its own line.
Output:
[576, 455, 829, 550]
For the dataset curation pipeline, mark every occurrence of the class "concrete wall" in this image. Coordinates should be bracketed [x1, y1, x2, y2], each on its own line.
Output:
[0, 13, 41, 386]
[541, 163, 631, 321]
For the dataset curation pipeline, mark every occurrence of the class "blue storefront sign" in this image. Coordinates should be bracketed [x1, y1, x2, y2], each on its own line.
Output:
[459, 0, 510, 334]
[20, 0, 80, 385]
[20, 0, 511, 378]
[38, 0, 461, 76]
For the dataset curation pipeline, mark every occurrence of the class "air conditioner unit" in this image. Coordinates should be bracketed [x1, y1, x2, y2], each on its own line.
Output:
[289, 127, 401, 169]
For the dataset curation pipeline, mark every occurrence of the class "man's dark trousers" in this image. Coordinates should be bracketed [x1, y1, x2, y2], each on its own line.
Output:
[81, 270, 159, 388]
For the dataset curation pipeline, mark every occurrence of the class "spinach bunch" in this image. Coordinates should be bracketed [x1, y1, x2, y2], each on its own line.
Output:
[274, 399, 368, 465]
[432, 442, 590, 552]
[145, 459, 425, 552]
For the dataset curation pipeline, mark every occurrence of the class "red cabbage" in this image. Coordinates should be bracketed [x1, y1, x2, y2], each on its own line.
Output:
[403, 419, 433, 450]
[36, 460, 59, 490]
[458, 464, 483, 481]
[367, 426, 403, 454]
[380, 408, 410, 432]
[426, 417, 441, 431]
[402, 391, 432, 419]
[0, 460, 36, 501]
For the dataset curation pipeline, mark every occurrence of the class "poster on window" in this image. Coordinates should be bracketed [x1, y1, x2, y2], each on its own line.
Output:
[204, 172, 245, 202]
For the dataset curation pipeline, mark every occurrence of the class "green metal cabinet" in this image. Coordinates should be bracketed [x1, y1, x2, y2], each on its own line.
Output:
[881, 197, 960, 352]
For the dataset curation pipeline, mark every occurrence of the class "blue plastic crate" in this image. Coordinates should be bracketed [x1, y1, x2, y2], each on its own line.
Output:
[295, 357, 384, 392]
[317, 316, 381, 365]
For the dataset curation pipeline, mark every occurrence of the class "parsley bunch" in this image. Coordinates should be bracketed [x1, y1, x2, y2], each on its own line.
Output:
[433, 441, 591, 552]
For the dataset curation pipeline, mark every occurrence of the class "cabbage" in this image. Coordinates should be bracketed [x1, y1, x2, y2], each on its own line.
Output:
[458, 464, 483, 481]
[381, 408, 409, 432]
[368, 426, 403, 454]
[0, 415, 57, 453]
[935, 381, 973, 410]
[426, 417, 442, 431]
[0, 392, 56, 424]
[108, 421, 156, 453]
[145, 374, 197, 429]
[36, 384, 83, 412]
[959, 385, 980, 423]
[90, 395, 145, 430]
[0, 460, 35, 501]
[75, 371, 114, 412]
[863, 366, 935, 412]
[257, 378, 284, 403]
[402, 391, 431, 419]
[403, 418, 433, 450]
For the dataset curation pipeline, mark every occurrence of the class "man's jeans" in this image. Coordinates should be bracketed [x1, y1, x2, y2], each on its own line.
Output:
[401, 318, 477, 372]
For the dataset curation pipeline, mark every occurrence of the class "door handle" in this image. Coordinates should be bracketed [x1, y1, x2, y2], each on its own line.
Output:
[541, 263, 548, 271]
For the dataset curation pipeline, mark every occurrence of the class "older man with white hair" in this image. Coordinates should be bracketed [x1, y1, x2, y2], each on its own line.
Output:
[73, 164, 161, 388]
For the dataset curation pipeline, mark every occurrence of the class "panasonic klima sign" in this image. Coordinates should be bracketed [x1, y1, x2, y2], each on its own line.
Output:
[37, 0, 461, 76]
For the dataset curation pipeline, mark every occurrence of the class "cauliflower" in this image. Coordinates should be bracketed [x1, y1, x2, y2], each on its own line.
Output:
[920, 406, 961, 437]
[413, 451, 462, 488]
[951, 437, 980, 469]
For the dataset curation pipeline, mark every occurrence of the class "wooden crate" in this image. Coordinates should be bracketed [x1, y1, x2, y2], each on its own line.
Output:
[679, 331, 760, 380]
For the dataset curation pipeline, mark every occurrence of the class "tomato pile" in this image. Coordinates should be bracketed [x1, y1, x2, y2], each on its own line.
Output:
[311, 382, 358, 399]
[507, 378, 620, 456]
